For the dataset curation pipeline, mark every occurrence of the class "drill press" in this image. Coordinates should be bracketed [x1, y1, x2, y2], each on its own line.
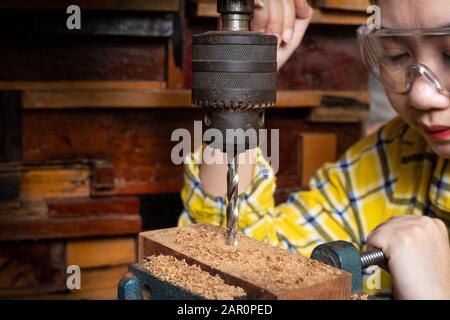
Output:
[191, 0, 278, 246]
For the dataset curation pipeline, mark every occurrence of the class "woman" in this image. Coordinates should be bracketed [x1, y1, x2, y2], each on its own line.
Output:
[179, 0, 450, 299]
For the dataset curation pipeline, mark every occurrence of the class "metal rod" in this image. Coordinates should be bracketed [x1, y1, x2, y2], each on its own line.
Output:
[361, 249, 386, 269]
[220, 13, 250, 31]
[226, 155, 239, 246]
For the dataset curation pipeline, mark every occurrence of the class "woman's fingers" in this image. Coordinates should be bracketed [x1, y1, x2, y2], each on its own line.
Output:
[295, 0, 313, 19]
[277, 18, 311, 69]
[282, 0, 296, 43]
[251, 0, 269, 33]
[267, 0, 285, 44]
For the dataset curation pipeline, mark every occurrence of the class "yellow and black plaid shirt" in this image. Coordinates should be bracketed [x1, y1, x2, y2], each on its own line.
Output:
[179, 117, 450, 296]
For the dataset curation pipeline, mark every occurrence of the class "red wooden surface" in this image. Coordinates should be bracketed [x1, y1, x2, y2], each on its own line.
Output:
[0, 37, 166, 81]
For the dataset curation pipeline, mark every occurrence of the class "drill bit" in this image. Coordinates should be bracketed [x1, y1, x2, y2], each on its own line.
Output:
[226, 155, 239, 246]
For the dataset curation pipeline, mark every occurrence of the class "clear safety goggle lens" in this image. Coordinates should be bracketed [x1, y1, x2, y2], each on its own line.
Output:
[357, 26, 450, 95]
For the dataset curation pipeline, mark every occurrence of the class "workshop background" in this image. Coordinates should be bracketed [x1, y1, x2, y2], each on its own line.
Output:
[0, 0, 384, 299]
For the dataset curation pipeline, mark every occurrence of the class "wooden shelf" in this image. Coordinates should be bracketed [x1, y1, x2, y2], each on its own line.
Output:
[0, 81, 166, 91]
[0, 0, 180, 12]
[311, 9, 367, 25]
[312, 0, 369, 12]
[21, 89, 369, 109]
[188, 0, 368, 25]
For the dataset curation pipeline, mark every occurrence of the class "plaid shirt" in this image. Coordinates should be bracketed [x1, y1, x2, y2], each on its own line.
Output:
[179, 117, 450, 296]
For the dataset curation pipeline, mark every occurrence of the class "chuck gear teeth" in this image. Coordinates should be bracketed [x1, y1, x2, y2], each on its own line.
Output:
[192, 99, 274, 110]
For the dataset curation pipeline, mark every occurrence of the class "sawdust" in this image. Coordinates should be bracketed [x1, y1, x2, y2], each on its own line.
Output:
[142, 254, 246, 300]
[351, 293, 369, 300]
[152, 224, 343, 293]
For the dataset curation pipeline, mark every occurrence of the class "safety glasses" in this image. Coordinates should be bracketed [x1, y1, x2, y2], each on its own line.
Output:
[357, 25, 450, 95]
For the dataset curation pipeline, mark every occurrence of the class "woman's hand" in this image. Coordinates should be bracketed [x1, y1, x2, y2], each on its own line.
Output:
[367, 215, 450, 299]
[251, 0, 313, 70]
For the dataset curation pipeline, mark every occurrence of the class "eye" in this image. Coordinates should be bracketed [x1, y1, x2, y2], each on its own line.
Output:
[383, 53, 409, 63]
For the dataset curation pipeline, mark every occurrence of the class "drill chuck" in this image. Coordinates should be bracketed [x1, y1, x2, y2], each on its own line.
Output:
[192, 32, 277, 111]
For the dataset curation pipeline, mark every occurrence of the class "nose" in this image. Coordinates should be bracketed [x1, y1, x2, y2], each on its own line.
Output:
[408, 76, 450, 111]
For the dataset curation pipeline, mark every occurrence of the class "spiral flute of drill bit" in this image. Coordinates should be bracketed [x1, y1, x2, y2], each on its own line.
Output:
[226, 156, 239, 246]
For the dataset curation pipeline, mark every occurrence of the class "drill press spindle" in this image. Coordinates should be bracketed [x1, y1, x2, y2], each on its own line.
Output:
[191, 0, 277, 246]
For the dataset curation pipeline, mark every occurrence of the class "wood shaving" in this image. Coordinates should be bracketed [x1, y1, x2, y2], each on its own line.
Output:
[150, 224, 345, 292]
[143, 254, 246, 300]
[351, 293, 369, 300]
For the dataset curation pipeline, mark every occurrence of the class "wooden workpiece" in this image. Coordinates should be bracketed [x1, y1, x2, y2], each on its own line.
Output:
[139, 223, 352, 300]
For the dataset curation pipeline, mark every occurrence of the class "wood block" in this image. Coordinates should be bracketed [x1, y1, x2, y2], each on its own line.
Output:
[0, 37, 165, 82]
[0, 0, 180, 12]
[0, 81, 166, 91]
[57, 265, 129, 300]
[0, 241, 66, 298]
[139, 224, 352, 300]
[67, 237, 136, 268]
[20, 166, 90, 202]
[47, 197, 140, 218]
[19, 266, 129, 300]
[0, 91, 22, 163]
[0, 214, 141, 241]
[188, 0, 366, 25]
[22, 89, 368, 109]
[308, 106, 370, 123]
[312, 0, 369, 12]
[311, 9, 367, 25]
[91, 160, 115, 192]
[0, 162, 21, 201]
[167, 40, 184, 89]
[300, 133, 337, 185]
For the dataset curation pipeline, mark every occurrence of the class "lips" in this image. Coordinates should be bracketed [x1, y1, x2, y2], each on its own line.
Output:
[422, 125, 450, 140]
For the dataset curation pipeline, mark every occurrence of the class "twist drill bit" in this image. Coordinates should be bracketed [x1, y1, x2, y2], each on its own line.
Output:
[226, 155, 239, 246]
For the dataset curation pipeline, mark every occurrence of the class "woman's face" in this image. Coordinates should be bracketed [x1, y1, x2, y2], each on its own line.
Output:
[378, 0, 450, 157]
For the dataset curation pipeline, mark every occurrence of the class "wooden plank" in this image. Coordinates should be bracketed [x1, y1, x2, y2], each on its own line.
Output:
[311, 9, 367, 25]
[308, 105, 370, 123]
[0, 91, 22, 200]
[0, 11, 174, 38]
[67, 237, 136, 268]
[18, 266, 128, 300]
[0, 214, 141, 241]
[0, 91, 22, 162]
[22, 89, 369, 109]
[0, 241, 66, 298]
[47, 197, 140, 218]
[20, 166, 90, 202]
[300, 133, 337, 185]
[312, 0, 369, 12]
[167, 41, 184, 89]
[0, 38, 166, 82]
[188, 1, 366, 25]
[0, 162, 21, 201]
[0, 0, 180, 12]
[139, 224, 352, 300]
[91, 160, 115, 192]
[0, 81, 166, 91]
[22, 109, 192, 194]
[22, 89, 193, 109]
